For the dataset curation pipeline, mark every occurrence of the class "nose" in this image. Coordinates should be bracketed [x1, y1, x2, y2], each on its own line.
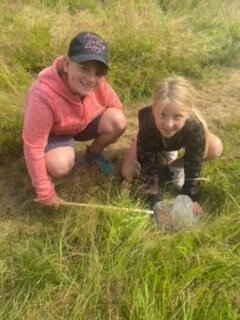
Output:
[85, 70, 96, 84]
[164, 118, 174, 128]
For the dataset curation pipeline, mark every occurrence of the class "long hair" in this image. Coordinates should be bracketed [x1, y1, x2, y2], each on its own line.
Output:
[152, 76, 208, 155]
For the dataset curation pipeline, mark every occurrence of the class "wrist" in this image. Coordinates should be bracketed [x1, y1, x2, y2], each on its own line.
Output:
[37, 192, 57, 205]
[146, 193, 161, 210]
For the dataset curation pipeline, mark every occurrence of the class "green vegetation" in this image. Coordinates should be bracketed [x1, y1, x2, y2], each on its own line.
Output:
[0, 0, 240, 319]
[1, 0, 240, 152]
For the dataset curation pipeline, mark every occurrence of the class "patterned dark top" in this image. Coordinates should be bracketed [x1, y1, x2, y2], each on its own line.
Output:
[137, 106, 206, 201]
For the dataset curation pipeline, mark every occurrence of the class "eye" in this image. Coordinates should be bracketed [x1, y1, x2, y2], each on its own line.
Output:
[159, 112, 167, 119]
[96, 67, 108, 77]
[96, 70, 105, 77]
[79, 65, 89, 71]
[173, 115, 183, 120]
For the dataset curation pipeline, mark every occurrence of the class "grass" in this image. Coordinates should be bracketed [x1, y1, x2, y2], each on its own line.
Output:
[0, 120, 240, 319]
[0, 0, 240, 319]
[1, 209, 240, 319]
[1, 0, 240, 152]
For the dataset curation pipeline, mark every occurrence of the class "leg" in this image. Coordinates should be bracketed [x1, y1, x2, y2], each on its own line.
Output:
[167, 131, 222, 190]
[44, 135, 75, 177]
[121, 139, 140, 179]
[204, 131, 223, 161]
[75, 108, 126, 174]
[88, 108, 127, 153]
[45, 147, 75, 177]
[169, 131, 223, 168]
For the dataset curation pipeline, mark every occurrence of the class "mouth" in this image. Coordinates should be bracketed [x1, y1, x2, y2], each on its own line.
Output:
[162, 129, 175, 136]
[80, 82, 95, 90]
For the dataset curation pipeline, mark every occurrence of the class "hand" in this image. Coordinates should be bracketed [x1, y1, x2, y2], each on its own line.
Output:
[192, 202, 204, 218]
[38, 194, 64, 209]
[147, 193, 161, 210]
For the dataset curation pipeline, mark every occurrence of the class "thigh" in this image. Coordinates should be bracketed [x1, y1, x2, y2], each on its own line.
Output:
[97, 108, 126, 135]
[45, 134, 75, 153]
[74, 114, 101, 141]
[75, 108, 126, 141]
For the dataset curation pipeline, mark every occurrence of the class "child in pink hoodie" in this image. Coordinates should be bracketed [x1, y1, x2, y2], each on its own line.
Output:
[23, 32, 127, 208]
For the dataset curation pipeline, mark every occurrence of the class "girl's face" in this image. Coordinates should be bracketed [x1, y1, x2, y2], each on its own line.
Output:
[63, 59, 107, 96]
[152, 100, 190, 138]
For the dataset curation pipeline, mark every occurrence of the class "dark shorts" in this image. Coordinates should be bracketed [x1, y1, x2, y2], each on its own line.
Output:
[45, 114, 101, 153]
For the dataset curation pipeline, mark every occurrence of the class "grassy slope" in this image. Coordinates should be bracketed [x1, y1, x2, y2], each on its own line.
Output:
[0, 0, 240, 319]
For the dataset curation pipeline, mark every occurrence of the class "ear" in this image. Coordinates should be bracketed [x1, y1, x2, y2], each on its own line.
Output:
[62, 57, 71, 73]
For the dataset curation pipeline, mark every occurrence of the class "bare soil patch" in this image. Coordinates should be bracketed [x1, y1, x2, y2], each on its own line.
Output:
[195, 69, 240, 122]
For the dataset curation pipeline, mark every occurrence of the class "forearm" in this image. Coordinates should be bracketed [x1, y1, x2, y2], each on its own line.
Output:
[23, 142, 56, 202]
[181, 163, 202, 201]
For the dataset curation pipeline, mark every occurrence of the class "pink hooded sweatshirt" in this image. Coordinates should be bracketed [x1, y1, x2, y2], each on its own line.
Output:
[23, 57, 122, 203]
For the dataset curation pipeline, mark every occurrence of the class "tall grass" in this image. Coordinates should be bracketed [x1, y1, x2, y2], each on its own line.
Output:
[1, 182, 240, 318]
[0, 120, 240, 319]
[0, 0, 240, 153]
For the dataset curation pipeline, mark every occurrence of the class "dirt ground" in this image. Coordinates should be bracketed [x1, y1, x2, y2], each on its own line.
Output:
[0, 68, 239, 217]
[195, 69, 240, 121]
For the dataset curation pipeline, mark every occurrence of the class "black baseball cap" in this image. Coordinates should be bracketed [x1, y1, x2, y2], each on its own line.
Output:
[68, 32, 109, 68]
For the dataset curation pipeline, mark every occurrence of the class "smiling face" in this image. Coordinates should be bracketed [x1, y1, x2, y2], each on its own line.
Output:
[152, 100, 190, 138]
[62, 58, 107, 97]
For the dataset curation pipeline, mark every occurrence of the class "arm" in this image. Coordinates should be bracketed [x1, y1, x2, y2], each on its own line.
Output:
[181, 121, 205, 201]
[137, 109, 161, 207]
[23, 91, 57, 204]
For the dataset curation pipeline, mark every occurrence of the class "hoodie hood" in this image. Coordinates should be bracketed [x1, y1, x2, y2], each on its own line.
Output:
[38, 56, 83, 104]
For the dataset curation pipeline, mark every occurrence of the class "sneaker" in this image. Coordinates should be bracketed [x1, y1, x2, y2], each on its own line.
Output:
[85, 147, 113, 174]
[169, 167, 185, 190]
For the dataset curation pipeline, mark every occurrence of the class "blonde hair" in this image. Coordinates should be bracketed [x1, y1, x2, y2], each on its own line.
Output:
[152, 76, 208, 155]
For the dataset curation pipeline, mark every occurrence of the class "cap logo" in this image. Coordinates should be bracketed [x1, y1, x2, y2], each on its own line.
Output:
[84, 33, 106, 54]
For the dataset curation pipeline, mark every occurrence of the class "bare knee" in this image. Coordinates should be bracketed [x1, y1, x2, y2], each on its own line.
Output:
[213, 136, 223, 158]
[45, 148, 75, 177]
[205, 134, 223, 161]
[111, 110, 127, 137]
[50, 158, 75, 177]
[99, 109, 127, 138]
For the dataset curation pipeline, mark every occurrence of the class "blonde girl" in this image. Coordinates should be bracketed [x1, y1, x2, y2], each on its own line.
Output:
[121, 77, 223, 216]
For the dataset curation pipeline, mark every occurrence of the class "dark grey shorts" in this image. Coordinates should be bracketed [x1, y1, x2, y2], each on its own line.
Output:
[45, 114, 101, 153]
